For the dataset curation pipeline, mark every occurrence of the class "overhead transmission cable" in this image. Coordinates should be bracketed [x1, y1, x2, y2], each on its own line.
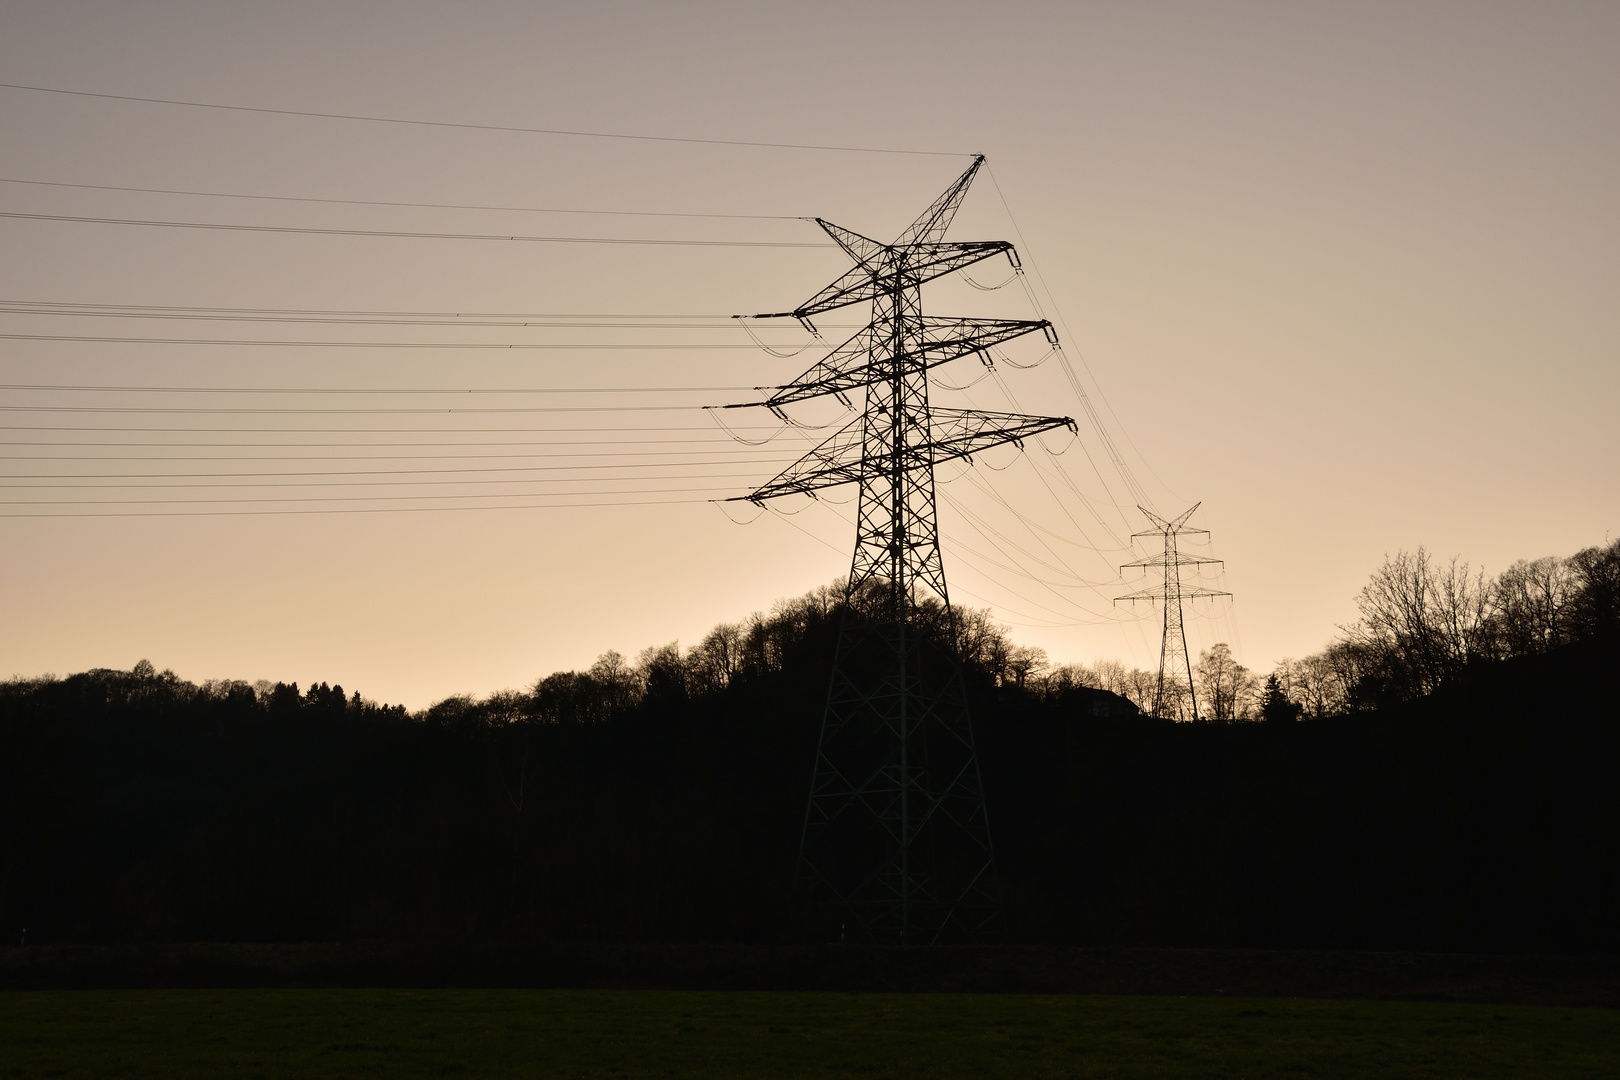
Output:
[0, 210, 832, 248]
[0, 383, 753, 395]
[983, 164, 1168, 511]
[4, 446, 794, 461]
[940, 488, 1132, 624]
[762, 497, 1090, 631]
[0, 177, 804, 220]
[5, 460, 789, 482]
[1, 460, 792, 481]
[0, 335, 772, 349]
[0, 496, 721, 520]
[0, 82, 969, 158]
[0, 300, 851, 321]
[0, 308, 859, 331]
[1, 475, 774, 494]
[0, 424, 785, 435]
[0, 404, 717, 415]
[0, 485, 740, 508]
[948, 367, 1129, 549]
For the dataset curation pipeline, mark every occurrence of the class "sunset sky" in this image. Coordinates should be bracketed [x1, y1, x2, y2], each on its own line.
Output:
[2, 1, 1616, 707]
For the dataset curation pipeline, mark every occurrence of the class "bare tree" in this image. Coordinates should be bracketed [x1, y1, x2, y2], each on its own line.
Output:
[1196, 643, 1259, 722]
[1121, 666, 1161, 714]
[1039, 662, 1101, 697]
[1004, 645, 1049, 690]
[688, 622, 746, 694]
[1569, 539, 1620, 640]
[482, 689, 530, 726]
[1089, 659, 1130, 698]
[1275, 650, 1356, 718]
[1347, 548, 1492, 701]
[952, 605, 1012, 684]
[589, 650, 643, 715]
[636, 642, 688, 704]
[1492, 556, 1579, 657]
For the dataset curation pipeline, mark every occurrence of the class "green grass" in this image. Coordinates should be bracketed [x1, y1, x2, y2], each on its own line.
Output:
[1, 989, 1617, 1078]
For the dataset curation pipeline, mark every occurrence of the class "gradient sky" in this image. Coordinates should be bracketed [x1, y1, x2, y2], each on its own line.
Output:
[2, 1, 1616, 707]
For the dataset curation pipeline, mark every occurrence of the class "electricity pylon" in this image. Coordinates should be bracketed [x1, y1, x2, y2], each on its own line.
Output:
[1116, 503, 1229, 721]
[719, 155, 1074, 944]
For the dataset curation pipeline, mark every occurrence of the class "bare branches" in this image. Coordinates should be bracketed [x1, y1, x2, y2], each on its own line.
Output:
[1277, 537, 1620, 715]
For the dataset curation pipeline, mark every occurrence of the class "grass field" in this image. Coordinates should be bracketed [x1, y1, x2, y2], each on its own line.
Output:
[2, 989, 1618, 1078]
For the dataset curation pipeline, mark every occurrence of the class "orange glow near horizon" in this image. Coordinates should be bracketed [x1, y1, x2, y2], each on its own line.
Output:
[1, 2, 1616, 708]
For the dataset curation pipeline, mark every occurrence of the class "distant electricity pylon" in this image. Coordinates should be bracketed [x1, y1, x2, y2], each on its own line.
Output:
[718, 156, 1074, 944]
[1116, 503, 1229, 721]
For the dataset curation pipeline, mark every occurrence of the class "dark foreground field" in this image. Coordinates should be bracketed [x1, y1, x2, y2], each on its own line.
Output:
[6, 943, 1620, 1008]
[4, 988, 1619, 1079]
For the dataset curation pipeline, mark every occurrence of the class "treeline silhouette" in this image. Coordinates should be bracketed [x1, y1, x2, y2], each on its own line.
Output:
[1060, 539, 1620, 724]
[2, 544, 1616, 953]
[1261, 541, 1620, 720]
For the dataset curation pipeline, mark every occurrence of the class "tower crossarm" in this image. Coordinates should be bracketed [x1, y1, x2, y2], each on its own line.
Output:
[733, 414, 867, 500]
[752, 241, 1016, 320]
[1131, 526, 1208, 542]
[758, 317, 1055, 408]
[1137, 503, 1201, 534]
[1120, 552, 1224, 570]
[1114, 584, 1231, 602]
[925, 408, 1076, 468]
[732, 408, 1074, 503]
[817, 220, 887, 269]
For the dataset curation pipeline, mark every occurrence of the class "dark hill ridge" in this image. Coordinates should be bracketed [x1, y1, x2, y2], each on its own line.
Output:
[3, 631, 1616, 954]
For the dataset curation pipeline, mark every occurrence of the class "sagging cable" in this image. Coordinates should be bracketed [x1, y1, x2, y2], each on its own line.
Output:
[734, 315, 823, 358]
[705, 405, 788, 446]
[712, 498, 766, 525]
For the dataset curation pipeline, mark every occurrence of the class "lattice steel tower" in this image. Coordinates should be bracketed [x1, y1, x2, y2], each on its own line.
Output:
[719, 156, 1074, 944]
[1116, 504, 1229, 721]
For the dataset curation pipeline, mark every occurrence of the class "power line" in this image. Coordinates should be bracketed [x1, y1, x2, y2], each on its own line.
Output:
[0, 300, 741, 319]
[0, 404, 709, 414]
[2, 461, 785, 480]
[0, 384, 751, 395]
[958, 358, 1130, 550]
[0, 483, 737, 507]
[2, 438, 762, 448]
[766, 497, 1108, 631]
[2, 447, 783, 461]
[0, 334, 767, 348]
[1, 472, 771, 488]
[983, 165, 1164, 511]
[0, 176, 803, 220]
[0, 210, 831, 248]
[0, 439, 768, 450]
[0, 424, 783, 434]
[0, 308, 831, 331]
[0, 496, 716, 519]
[0, 82, 968, 158]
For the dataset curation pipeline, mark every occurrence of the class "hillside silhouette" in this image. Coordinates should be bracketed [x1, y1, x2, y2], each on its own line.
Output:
[2, 544, 1617, 954]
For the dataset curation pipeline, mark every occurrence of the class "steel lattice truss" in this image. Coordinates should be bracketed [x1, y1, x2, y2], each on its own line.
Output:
[1116, 504, 1229, 721]
[718, 156, 1074, 944]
